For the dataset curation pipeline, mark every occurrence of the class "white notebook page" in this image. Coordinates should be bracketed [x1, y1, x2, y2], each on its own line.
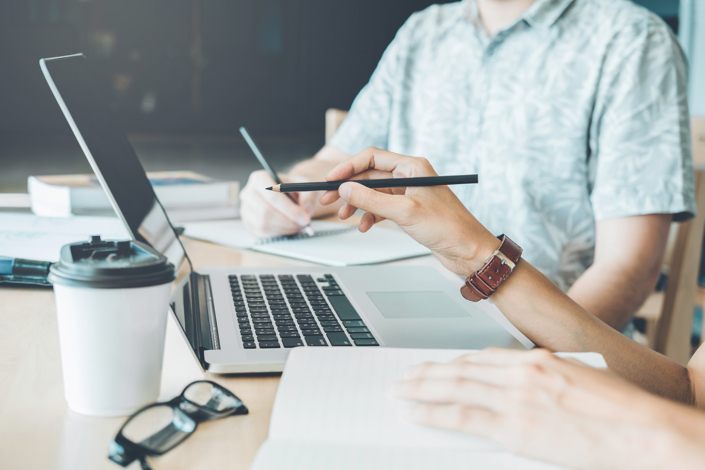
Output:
[183, 219, 431, 266]
[253, 441, 565, 470]
[269, 348, 606, 448]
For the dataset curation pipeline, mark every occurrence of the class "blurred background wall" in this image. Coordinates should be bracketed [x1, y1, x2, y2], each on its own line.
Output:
[0, 0, 681, 141]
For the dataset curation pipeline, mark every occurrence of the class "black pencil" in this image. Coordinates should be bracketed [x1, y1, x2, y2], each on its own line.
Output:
[266, 174, 478, 193]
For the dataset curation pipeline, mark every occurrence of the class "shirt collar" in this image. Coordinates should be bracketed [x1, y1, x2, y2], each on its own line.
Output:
[463, 0, 575, 31]
[522, 0, 576, 28]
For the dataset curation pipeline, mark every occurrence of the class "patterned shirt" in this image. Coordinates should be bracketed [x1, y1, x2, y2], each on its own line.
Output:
[329, 0, 696, 290]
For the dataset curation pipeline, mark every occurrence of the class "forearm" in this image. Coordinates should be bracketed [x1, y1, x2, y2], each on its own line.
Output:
[567, 259, 659, 330]
[492, 260, 694, 403]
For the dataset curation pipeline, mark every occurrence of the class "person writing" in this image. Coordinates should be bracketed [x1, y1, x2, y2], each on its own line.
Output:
[240, 0, 695, 332]
[316, 147, 705, 468]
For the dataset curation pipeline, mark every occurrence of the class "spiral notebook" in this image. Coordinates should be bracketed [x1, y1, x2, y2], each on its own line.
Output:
[182, 220, 431, 266]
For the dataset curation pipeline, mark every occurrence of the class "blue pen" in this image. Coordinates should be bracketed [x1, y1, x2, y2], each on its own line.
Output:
[0, 256, 53, 286]
[0, 256, 12, 275]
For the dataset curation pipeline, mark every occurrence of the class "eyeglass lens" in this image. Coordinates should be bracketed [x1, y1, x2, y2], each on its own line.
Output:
[122, 404, 196, 453]
[183, 381, 243, 413]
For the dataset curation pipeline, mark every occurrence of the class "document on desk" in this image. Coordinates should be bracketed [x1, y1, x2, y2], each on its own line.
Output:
[252, 348, 606, 470]
[182, 220, 431, 266]
[0, 213, 129, 262]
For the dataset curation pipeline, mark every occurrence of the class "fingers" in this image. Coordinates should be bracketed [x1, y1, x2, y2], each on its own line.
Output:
[402, 404, 499, 439]
[401, 361, 519, 387]
[337, 182, 410, 222]
[453, 348, 558, 367]
[390, 377, 503, 410]
[240, 198, 303, 238]
[319, 169, 393, 206]
[326, 147, 437, 182]
[240, 171, 313, 237]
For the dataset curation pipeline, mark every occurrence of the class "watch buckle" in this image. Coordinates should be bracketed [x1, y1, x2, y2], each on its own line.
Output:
[494, 250, 516, 271]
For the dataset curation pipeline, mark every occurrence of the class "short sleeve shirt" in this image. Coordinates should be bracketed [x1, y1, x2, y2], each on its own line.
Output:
[329, 0, 696, 290]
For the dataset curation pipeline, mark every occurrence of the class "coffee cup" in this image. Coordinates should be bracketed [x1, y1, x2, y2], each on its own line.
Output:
[48, 236, 176, 417]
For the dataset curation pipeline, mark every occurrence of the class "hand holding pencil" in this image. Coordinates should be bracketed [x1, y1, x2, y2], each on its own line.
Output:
[318, 147, 496, 277]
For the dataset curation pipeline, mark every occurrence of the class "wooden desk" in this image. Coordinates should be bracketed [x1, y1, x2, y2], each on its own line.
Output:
[1, 232, 510, 470]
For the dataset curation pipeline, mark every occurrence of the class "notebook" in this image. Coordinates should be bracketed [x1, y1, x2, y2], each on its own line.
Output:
[182, 220, 431, 266]
[251, 348, 607, 470]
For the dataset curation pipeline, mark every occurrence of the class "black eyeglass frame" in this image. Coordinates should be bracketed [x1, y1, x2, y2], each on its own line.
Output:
[108, 380, 248, 469]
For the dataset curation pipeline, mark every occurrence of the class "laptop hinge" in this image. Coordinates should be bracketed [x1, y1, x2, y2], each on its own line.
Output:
[183, 272, 220, 370]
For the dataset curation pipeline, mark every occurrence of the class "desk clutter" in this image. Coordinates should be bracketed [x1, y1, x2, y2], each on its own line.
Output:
[0, 213, 128, 262]
[28, 171, 239, 223]
[252, 348, 606, 470]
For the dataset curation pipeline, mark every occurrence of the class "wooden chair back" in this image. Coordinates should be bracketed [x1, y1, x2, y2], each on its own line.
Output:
[638, 170, 705, 365]
[325, 109, 349, 143]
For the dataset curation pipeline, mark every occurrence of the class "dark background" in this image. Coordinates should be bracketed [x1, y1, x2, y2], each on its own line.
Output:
[0, 0, 679, 139]
[0, 0, 457, 138]
[0, 0, 680, 192]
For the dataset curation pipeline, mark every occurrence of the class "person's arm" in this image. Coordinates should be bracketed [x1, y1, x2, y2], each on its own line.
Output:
[576, 16, 694, 330]
[566, 215, 671, 330]
[390, 348, 705, 470]
[320, 148, 702, 404]
[239, 145, 349, 237]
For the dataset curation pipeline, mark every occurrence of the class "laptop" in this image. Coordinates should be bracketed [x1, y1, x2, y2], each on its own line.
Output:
[40, 53, 527, 373]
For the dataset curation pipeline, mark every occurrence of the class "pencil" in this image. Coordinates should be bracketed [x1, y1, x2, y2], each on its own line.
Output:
[266, 174, 478, 193]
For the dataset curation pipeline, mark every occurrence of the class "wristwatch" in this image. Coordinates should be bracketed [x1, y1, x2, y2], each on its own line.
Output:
[460, 235, 522, 302]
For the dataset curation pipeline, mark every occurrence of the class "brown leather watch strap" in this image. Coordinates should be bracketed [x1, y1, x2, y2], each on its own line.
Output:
[461, 235, 522, 302]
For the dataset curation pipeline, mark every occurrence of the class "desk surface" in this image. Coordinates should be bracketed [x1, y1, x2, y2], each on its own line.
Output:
[1, 223, 495, 470]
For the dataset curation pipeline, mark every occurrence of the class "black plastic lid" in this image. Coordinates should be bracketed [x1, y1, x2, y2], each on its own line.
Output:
[48, 236, 176, 289]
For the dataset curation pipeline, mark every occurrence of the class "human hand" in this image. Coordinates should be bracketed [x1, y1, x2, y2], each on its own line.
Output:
[319, 147, 498, 276]
[240, 170, 319, 238]
[390, 348, 705, 470]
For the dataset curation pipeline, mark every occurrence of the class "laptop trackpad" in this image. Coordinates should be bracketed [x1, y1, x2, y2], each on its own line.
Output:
[367, 291, 471, 319]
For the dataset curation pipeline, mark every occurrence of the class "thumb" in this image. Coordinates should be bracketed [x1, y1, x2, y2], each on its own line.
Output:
[338, 182, 402, 221]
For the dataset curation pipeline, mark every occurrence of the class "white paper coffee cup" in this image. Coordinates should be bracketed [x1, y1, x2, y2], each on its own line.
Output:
[49, 237, 175, 417]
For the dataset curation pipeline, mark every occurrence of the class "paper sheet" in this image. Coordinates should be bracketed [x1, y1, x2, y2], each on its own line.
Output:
[183, 219, 431, 266]
[253, 348, 603, 470]
[0, 213, 129, 262]
[269, 348, 500, 449]
[252, 441, 565, 470]
[269, 348, 606, 447]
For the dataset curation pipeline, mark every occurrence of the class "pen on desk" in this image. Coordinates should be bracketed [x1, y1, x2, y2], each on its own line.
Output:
[239, 126, 315, 237]
[266, 174, 479, 193]
[0, 256, 53, 286]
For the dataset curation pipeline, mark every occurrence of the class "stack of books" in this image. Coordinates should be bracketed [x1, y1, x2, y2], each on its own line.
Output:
[28, 171, 239, 223]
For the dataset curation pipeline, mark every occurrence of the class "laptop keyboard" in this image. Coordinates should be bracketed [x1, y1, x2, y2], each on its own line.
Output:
[229, 274, 379, 349]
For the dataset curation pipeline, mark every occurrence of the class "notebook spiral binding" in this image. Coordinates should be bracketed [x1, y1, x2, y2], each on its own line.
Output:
[255, 227, 355, 245]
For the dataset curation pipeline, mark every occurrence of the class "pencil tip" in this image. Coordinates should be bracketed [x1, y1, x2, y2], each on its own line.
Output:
[265, 186, 272, 191]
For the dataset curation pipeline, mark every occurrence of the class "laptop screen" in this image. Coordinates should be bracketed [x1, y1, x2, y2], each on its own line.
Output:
[40, 54, 185, 268]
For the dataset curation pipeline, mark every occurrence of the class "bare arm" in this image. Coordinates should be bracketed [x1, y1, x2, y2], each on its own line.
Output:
[491, 257, 694, 403]
[321, 148, 702, 405]
[567, 215, 672, 330]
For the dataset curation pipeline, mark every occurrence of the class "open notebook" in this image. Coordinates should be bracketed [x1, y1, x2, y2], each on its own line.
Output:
[252, 348, 606, 470]
[182, 220, 431, 266]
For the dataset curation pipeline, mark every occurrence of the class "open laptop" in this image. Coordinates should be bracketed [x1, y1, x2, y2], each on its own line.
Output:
[40, 53, 527, 373]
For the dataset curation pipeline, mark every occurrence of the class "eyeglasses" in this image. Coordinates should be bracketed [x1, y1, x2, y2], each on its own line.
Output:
[108, 380, 248, 470]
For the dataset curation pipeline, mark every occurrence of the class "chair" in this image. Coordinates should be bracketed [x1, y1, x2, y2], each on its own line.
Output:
[635, 169, 705, 366]
[325, 109, 348, 143]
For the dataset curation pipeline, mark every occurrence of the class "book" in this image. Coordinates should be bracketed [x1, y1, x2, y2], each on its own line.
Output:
[183, 220, 432, 266]
[28, 171, 239, 222]
[251, 348, 606, 470]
